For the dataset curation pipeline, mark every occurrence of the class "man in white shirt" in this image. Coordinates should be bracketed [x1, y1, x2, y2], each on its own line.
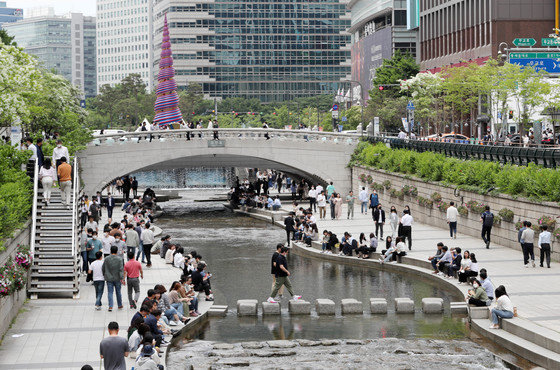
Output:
[88, 251, 105, 310]
[537, 225, 552, 268]
[398, 130, 407, 139]
[141, 223, 155, 267]
[446, 201, 459, 239]
[52, 139, 70, 169]
[400, 210, 413, 250]
[101, 231, 115, 257]
[316, 191, 327, 220]
[308, 186, 317, 212]
[25, 138, 37, 160]
[358, 187, 368, 214]
[316, 184, 323, 195]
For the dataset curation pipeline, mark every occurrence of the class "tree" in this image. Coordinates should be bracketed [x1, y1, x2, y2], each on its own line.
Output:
[0, 29, 16, 46]
[372, 50, 420, 96]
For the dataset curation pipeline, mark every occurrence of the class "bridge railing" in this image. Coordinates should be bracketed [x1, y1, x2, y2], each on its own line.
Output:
[89, 128, 361, 146]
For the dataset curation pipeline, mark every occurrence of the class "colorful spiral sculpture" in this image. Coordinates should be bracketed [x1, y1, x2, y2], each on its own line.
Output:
[153, 14, 183, 128]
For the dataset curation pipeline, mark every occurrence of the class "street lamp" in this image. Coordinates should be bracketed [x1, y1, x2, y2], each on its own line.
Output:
[497, 42, 509, 65]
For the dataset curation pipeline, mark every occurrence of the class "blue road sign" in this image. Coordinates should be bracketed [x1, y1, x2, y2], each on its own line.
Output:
[497, 112, 502, 119]
[407, 101, 415, 110]
[510, 58, 560, 74]
[332, 104, 339, 111]
[341, 116, 347, 122]
[80, 100, 86, 108]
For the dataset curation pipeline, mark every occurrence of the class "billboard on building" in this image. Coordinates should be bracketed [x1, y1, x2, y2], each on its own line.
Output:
[407, 0, 419, 30]
[351, 27, 393, 101]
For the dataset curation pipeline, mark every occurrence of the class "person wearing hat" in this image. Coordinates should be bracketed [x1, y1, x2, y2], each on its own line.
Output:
[135, 344, 162, 370]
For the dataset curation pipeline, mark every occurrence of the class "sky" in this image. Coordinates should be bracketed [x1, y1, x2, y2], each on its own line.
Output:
[6, 0, 96, 16]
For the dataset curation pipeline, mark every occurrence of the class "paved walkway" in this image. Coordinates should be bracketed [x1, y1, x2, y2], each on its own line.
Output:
[307, 202, 560, 333]
[0, 208, 208, 370]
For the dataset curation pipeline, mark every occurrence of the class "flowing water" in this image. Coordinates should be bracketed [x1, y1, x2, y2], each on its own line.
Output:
[157, 194, 506, 368]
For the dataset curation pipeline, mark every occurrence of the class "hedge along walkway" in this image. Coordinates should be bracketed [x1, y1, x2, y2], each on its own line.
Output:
[310, 201, 560, 334]
[0, 207, 208, 370]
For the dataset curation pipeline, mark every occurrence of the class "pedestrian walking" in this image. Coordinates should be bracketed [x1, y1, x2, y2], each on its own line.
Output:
[102, 245, 125, 311]
[105, 193, 115, 219]
[124, 252, 143, 309]
[52, 139, 69, 169]
[308, 185, 317, 212]
[267, 246, 302, 303]
[400, 209, 413, 250]
[389, 206, 399, 238]
[270, 244, 284, 299]
[57, 157, 72, 209]
[99, 321, 129, 370]
[446, 201, 459, 238]
[358, 187, 368, 214]
[480, 206, 494, 249]
[369, 190, 379, 214]
[38, 158, 56, 204]
[520, 221, 535, 268]
[141, 224, 154, 267]
[373, 204, 385, 240]
[125, 223, 140, 258]
[537, 225, 552, 268]
[334, 193, 343, 219]
[284, 212, 296, 245]
[346, 190, 356, 219]
[36, 138, 44, 168]
[317, 191, 327, 219]
[89, 251, 105, 310]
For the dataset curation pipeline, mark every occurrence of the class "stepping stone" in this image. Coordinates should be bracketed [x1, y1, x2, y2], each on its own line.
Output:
[315, 299, 335, 315]
[341, 298, 363, 314]
[395, 298, 414, 314]
[422, 297, 444, 314]
[450, 301, 468, 314]
[262, 302, 281, 315]
[208, 305, 228, 317]
[370, 298, 388, 314]
[267, 340, 297, 348]
[288, 300, 311, 315]
[237, 299, 258, 316]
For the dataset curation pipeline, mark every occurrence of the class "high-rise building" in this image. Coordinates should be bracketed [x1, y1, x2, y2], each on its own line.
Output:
[0, 1, 23, 26]
[417, 0, 555, 71]
[152, 0, 352, 102]
[348, 0, 418, 101]
[96, 0, 153, 93]
[3, 10, 97, 97]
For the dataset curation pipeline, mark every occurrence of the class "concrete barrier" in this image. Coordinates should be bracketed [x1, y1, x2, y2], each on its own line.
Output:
[207, 305, 228, 317]
[315, 299, 336, 315]
[369, 298, 388, 314]
[262, 302, 281, 315]
[341, 298, 363, 314]
[450, 302, 468, 314]
[237, 300, 258, 316]
[422, 298, 443, 314]
[395, 298, 414, 314]
[469, 306, 490, 320]
[288, 300, 311, 315]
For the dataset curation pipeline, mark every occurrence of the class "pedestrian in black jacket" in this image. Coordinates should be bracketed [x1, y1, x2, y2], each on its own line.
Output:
[373, 204, 386, 240]
[284, 212, 296, 245]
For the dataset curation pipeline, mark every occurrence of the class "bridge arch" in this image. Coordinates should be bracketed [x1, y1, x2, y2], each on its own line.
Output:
[79, 129, 358, 196]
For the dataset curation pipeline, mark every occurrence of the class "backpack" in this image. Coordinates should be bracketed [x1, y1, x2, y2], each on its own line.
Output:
[483, 212, 494, 227]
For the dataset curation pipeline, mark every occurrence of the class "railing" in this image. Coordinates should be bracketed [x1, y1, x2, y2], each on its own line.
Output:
[88, 128, 361, 146]
[367, 136, 560, 168]
[71, 158, 79, 263]
[30, 158, 39, 257]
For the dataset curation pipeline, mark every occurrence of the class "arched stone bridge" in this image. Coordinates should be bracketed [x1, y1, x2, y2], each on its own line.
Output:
[79, 128, 360, 195]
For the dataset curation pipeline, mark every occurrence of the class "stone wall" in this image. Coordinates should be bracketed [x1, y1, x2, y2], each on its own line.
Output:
[352, 166, 559, 262]
[0, 220, 31, 339]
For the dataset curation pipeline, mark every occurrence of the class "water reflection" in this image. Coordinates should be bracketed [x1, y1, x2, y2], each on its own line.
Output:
[157, 211, 467, 344]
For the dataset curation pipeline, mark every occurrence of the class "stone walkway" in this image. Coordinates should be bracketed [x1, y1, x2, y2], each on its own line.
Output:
[308, 202, 560, 333]
[0, 208, 210, 370]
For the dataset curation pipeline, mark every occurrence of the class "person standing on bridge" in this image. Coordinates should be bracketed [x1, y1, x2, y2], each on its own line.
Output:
[267, 246, 302, 303]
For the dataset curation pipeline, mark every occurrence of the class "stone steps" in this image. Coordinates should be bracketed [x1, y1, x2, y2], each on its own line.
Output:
[471, 319, 560, 369]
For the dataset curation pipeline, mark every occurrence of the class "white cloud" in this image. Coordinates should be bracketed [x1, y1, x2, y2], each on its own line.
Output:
[5, 0, 96, 17]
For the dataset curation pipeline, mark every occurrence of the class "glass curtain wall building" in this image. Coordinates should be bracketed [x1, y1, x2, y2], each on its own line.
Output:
[153, 0, 352, 102]
[0, 1, 23, 25]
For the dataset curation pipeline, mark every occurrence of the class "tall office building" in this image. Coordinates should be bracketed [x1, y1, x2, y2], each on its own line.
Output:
[152, 0, 352, 102]
[348, 0, 418, 102]
[0, 1, 23, 26]
[3, 10, 97, 97]
[417, 0, 555, 71]
[96, 0, 153, 92]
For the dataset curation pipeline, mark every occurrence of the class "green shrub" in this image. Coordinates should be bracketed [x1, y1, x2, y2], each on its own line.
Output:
[465, 200, 487, 215]
[458, 205, 468, 217]
[498, 208, 514, 223]
[418, 196, 433, 208]
[370, 182, 384, 191]
[351, 142, 560, 202]
[382, 180, 391, 189]
[430, 192, 442, 202]
[493, 214, 502, 226]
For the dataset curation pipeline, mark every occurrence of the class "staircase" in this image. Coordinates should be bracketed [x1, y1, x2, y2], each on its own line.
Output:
[29, 160, 81, 299]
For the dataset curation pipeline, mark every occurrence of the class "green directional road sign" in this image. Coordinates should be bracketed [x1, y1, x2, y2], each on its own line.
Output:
[510, 52, 560, 59]
[542, 38, 560, 46]
[512, 38, 536, 47]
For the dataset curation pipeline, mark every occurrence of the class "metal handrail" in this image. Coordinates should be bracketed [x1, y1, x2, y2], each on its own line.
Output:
[89, 127, 361, 144]
[30, 158, 39, 257]
[71, 158, 79, 262]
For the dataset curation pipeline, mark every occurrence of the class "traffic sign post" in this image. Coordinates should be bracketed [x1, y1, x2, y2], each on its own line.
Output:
[542, 38, 560, 46]
[332, 110, 339, 119]
[512, 38, 536, 47]
[509, 52, 560, 74]
[332, 104, 338, 111]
